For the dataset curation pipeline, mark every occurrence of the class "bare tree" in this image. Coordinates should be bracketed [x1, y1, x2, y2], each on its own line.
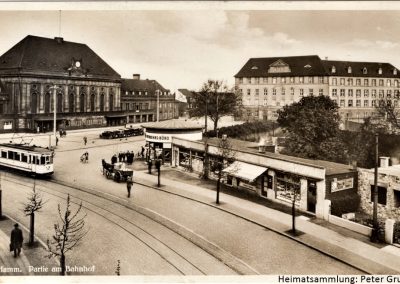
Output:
[211, 135, 236, 204]
[23, 179, 46, 246]
[374, 99, 400, 133]
[47, 194, 88, 275]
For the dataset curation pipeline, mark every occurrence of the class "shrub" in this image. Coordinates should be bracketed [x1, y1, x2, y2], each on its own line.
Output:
[330, 193, 360, 217]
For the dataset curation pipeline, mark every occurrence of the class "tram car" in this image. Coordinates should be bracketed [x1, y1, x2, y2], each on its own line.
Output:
[0, 143, 54, 176]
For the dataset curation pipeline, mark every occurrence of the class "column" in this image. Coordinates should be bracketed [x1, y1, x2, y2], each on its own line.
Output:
[267, 170, 276, 200]
[63, 85, 68, 112]
[315, 180, 326, 219]
[299, 178, 308, 211]
[105, 87, 109, 111]
[39, 84, 44, 112]
[76, 86, 80, 112]
[96, 87, 100, 111]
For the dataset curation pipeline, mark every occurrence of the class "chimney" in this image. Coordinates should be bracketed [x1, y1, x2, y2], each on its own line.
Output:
[133, 74, 140, 80]
[380, 157, 390, 168]
[325, 56, 328, 60]
[54, 37, 64, 44]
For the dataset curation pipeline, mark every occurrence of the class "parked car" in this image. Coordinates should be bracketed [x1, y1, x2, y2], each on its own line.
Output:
[99, 127, 143, 139]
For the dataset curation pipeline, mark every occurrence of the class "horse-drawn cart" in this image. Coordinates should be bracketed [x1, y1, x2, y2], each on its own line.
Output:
[102, 160, 133, 182]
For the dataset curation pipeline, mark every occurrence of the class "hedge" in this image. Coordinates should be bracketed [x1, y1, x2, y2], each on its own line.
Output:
[330, 193, 360, 217]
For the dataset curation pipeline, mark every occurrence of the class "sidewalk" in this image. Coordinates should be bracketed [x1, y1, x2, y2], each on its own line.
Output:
[0, 216, 59, 276]
[133, 166, 400, 275]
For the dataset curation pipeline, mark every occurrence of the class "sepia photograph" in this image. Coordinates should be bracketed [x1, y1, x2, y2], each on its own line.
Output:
[0, 1, 399, 283]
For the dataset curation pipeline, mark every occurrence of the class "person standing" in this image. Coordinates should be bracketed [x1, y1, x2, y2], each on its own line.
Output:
[83, 136, 87, 146]
[126, 175, 133, 198]
[10, 223, 23, 257]
[56, 136, 59, 146]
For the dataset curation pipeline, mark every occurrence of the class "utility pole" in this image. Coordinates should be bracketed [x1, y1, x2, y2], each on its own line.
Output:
[371, 132, 379, 242]
[156, 89, 160, 122]
[292, 189, 296, 235]
[0, 172, 2, 219]
[203, 94, 209, 180]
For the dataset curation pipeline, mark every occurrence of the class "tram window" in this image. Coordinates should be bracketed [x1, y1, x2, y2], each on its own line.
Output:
[1, 151, 6, 158]
[40, 156, 45, 165]
[15, 152, 20, 161]
[45, 156, 50, 164]
[8, 151, 14, 160]
[21, 154, 28, 163]
[32, 156, 36, 164]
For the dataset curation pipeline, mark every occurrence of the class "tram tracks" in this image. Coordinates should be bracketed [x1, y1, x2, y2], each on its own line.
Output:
[2, 174, 227, 275]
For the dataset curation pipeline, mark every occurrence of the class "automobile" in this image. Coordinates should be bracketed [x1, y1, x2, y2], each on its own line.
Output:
[99, 127, 143, 139]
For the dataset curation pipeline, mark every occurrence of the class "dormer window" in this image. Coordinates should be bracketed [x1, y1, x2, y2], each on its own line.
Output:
[347, 66, 352, 74]
[378, 68, 382, 75]
[125, 91, 128, 95]
[304, 64, 311, 68]
[251, 66, 258, 70]
[394, 69, 398, 75]
[363, 67, 368, 74]
[331, 66, 336, 73]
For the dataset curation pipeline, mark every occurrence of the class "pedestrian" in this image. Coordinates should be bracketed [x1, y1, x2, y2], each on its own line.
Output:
[83, 136, 87, 146]
[148, 159, 152, 174]
[10, 223, 23, 258]
[126, 175, 133, 198]
[118, 152, 123, 162]
[141, 146, 145, 157]
[111, 154, 117, 164]
[85, 151, 89, 163]
[56, 136, 59, 146]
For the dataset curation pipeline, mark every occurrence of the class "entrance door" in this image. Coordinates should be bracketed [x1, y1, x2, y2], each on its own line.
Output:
[164, 149, 171, 164]
[307, 180, 317, 213]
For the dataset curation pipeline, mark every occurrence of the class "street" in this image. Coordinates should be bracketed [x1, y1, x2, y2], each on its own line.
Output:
[0, 129, 363, 275]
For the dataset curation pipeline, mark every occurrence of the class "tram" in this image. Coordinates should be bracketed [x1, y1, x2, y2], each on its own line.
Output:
[0, 143, 54, 176]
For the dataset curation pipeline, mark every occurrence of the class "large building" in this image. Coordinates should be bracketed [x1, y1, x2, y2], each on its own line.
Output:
[0, 35, 122, 132]
[234, 55, 400, 121]
[120, 74, 178, 123]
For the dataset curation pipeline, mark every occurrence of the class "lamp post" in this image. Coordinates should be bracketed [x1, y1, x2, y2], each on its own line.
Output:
[156, 159, 161, 187]
[371, 132, 379, 242]
[216, 134, 227, 205]
[203, 94, 209, 180]
[49, 85, 62, 148]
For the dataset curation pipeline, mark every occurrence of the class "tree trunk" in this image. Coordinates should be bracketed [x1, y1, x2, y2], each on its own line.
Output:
[60, 253, 66, 276]
[213, 119, 218, 133]
[29, 213, 35, 245]
[216, 171, 221, 204]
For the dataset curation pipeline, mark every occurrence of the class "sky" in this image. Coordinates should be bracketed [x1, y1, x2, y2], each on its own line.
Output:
[0, 2, 400, 92]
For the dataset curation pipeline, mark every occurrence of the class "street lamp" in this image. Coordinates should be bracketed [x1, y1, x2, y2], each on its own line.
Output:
[49, 85, 62, 148]
[155, 158, 161, 187]
[203, 94, 210, 180]
[156, 89, 160, 122]
[371, 132, 379, 242]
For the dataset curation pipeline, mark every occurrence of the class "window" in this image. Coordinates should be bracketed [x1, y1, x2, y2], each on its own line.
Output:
[239, 78, 243, 84]
[370, 185, 387, 205]
[340, 89, 345, 97]
[356, 100, 361, 107]
[364, 79, 369, 86]
[80, 93, 85, 112]
[372, 100, 376, 107]
[100, 93, 105, 111]
[394, 69, 398, 75]
[1, 151, 6, 158]
[272, 78, 277, 84]
[291, 88, 295, 96]
[348, 100, 353, 107]
[332, 89, 337, 97]
[331, 66, 336, 73]
[347, 66, 352, 74]
[379, 90, 384, 98]
[372, 79, 376, 86]
[340, 100, 345, 107]
[378, 68, 382, 75]
[255, 89, 259, 96]
[308, 77, 314, 84]
[21, 154, 28, 163]
[255, 78, 259, 84]
[281, 77, 286, 83]
[348, 89, 353, 97]
[356, 89, 361, 97]
[332, 78, 337, 85]
[395, 90, 400, 99]
[356, 79, 361, 86]
[395, 80, 399, 87]
[394, 190, 400, 208]
[372, 90, 377, 98]
[387, 79, 392, 87]
[387, 90, 392, 98]
[364, 90, 369, 97]
[364, 100, 369, 107]
[273, 88, 276, 96]
[379, 79, 384, 86]
[319, 89, 323, 96]
[264, 88, 268, 96]
[281, 88, 285, 96]
[299, 77, 304, 83]
[309, 89, 313, 96]
[395, 100, 398, 107]
[363, 67, 368, 74]
[318, 77, 324, 83]
[290, 77, 295, 83]
[300, 89, 304, 97]
[340, 78, 345, 85]
[247, 89, 251, 96]
[347, 78, 353, 86]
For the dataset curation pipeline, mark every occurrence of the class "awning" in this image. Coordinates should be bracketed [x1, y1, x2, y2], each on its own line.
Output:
[222, 161, 267, 182]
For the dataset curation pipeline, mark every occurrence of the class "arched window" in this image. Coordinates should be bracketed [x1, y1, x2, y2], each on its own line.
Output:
[69, 93, 75, 113]
[347, 66, 352, 74]
[109, 93, 114, 111]
[100, 93, 105, 111]
[363, 67, 368, 74]
[80, 93, 85, 112]
[57, 93, 63, 113]
[331, 66, 336, 73]
[45, 92, 51, 113]
[31, 92, 37, 114]
[90, 93, 95, 111]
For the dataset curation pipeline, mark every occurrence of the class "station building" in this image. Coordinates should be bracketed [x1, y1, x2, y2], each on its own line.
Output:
[0, 35, 122, 133]
[171, 136, 358, 219]
[235, 55, 400, 122]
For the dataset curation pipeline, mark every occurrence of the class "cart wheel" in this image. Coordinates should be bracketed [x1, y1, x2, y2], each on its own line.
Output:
[106, 171, 111, 179]
[114, 172, 121, 182]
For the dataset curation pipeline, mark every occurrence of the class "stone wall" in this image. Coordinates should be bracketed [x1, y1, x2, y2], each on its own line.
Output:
[358, 168, 400, 219]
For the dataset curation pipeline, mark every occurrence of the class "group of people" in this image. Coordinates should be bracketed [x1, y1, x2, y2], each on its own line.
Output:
[111, 151, 135, 165]
[80, 151, 89, 163]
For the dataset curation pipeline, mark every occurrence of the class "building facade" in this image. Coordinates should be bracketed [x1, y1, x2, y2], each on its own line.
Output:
[234, 55, 400, 122]
[121, 74, 178, 124]
[0, 35, 122, 133]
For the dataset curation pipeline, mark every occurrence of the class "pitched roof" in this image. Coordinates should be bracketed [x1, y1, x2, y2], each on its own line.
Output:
[0, 35, 120, 81]
[178, 89, 195, 98]
[321, 60, 400, 78]
[234, 55, 328, 78]
[121, 78, 168, 94]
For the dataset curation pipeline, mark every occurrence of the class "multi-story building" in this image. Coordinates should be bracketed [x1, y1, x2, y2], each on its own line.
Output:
[121, 74, 178, 123]
[234, 55, 400, 121]
[0, 35, 122, 132]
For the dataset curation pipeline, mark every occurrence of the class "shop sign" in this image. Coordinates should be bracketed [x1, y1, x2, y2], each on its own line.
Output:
[163, 143, 172, 149]
[331, 177, 354, 192]
[145, 133, 171, 142]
